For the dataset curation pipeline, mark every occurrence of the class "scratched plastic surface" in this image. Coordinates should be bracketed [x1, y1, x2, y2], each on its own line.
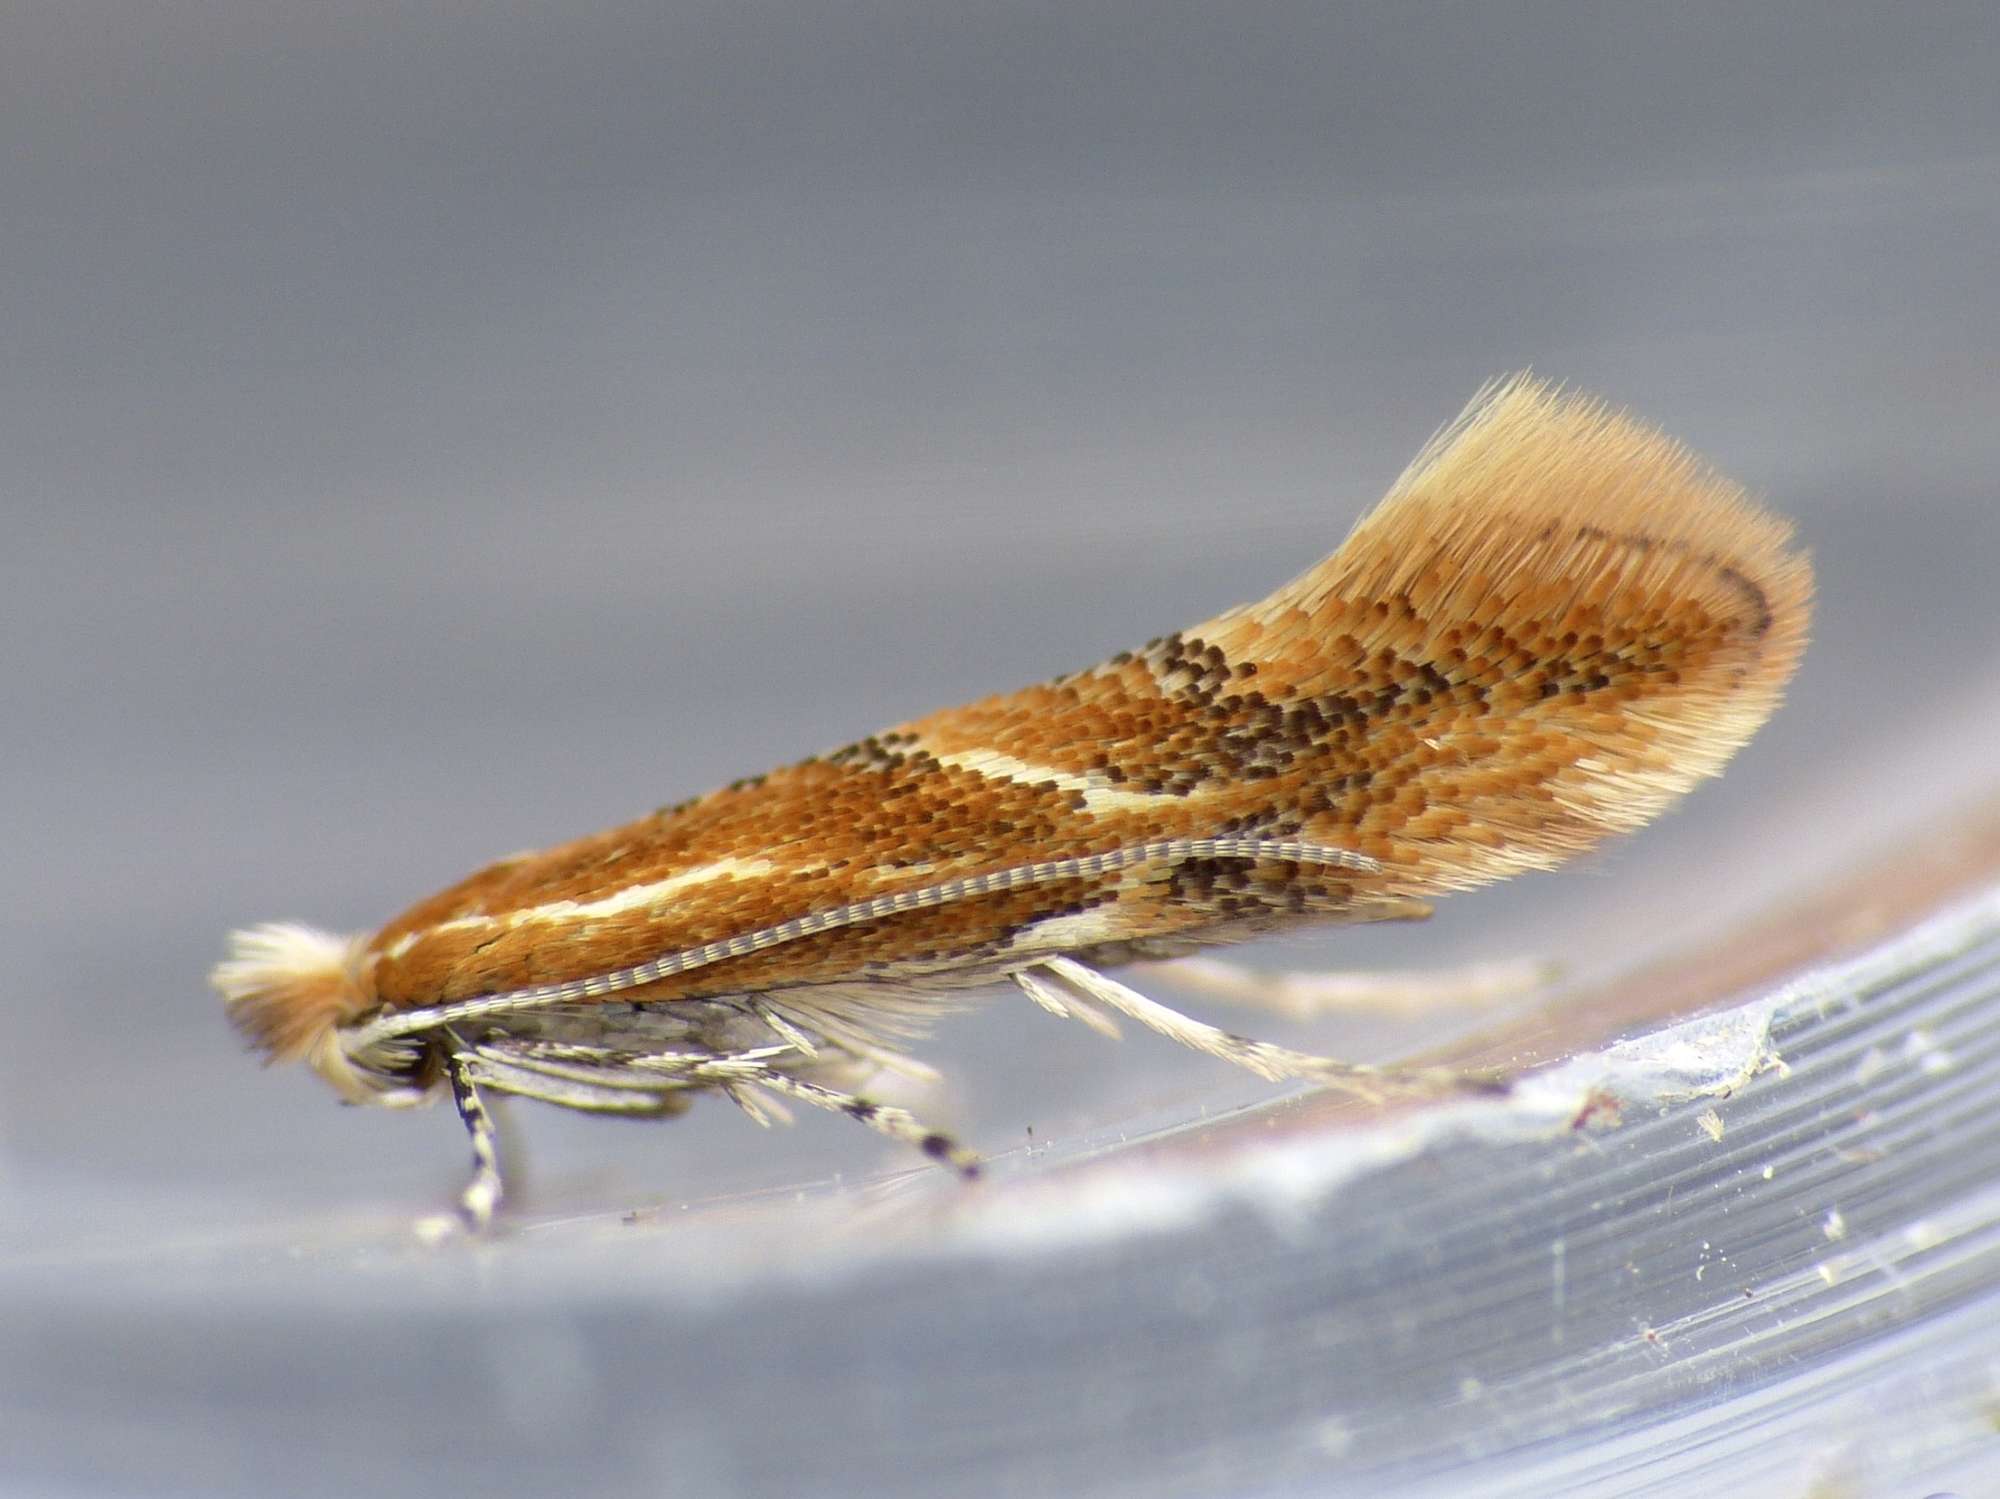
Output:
[9, 6, 2000, 1496]
[10, 812, 2000, 1498]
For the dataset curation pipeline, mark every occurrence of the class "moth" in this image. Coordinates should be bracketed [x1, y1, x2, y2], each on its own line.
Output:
[213, 377, 1813, 1231]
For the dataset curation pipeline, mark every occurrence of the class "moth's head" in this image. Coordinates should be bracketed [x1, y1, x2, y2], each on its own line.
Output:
[211, 923, 432, 1106]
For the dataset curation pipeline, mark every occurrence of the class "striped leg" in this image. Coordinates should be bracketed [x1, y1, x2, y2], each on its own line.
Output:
[446, 1048, 506, 1232]
[746, 1070, 982, 1178]
[449, 1037, 980, 1186]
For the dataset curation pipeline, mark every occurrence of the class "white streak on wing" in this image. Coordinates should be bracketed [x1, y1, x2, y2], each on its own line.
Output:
[1010, 906, 1128, 953]
[919, 745, 1174, 814]
[419, 857, 779, 936]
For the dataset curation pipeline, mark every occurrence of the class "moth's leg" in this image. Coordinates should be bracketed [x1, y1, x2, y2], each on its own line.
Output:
[1013, 965, 1123, 1038]
[744, 1069, 983, 1178]
[464, 1033, 980, 1179]
[750, 1002, 821, 1058]
[443, 1049, 507, 1233]
[717, 1080, 794, 1128]
[533, 1040, 974, 1171]
[752, 1003, 943, 1087]
[460, 1042, 693, 1114]
[1020, 954, 1505, 1098]
[1018, 956, 1375, 1088]
[1132, 952, 1555, 1023]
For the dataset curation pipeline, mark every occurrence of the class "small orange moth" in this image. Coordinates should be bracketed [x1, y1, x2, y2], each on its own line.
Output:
[213, 377, 1812, 1231]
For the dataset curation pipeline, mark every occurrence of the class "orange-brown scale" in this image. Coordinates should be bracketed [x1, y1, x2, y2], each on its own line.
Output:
[597, 879, 1130, 1004]
[359, 377, 1809, 1019]
[372, 759, 1119, 1003]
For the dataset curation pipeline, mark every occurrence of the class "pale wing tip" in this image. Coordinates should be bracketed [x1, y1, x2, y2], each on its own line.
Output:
[212, 921, 374, 1063]
[1379, 372, 1813, 598]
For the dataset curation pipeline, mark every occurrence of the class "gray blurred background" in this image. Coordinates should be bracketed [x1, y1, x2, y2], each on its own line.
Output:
[4, 2, 2000, 1489]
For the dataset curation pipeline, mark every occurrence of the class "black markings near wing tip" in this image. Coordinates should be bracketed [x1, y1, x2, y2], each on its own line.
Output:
[1573, 523, 1779, 638]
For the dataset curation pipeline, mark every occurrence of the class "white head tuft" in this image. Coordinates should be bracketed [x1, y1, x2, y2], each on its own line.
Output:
[212, 923, 410, 1103]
